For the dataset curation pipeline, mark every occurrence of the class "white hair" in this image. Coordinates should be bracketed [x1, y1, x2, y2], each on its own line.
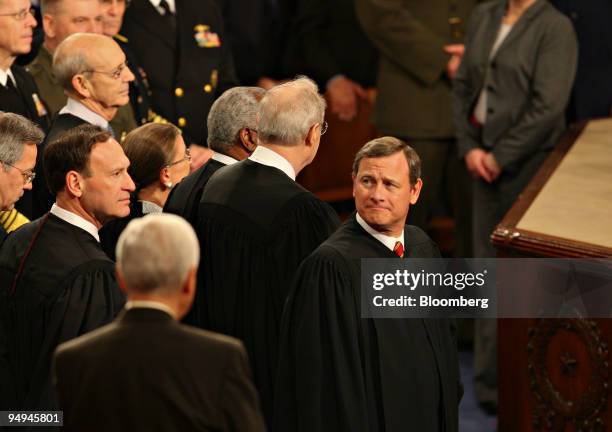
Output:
[116, 213, 200, 293]
[257, 76, 326, 146]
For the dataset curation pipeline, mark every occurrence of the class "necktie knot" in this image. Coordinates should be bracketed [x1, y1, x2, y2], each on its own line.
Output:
[393, 241, 404, 258]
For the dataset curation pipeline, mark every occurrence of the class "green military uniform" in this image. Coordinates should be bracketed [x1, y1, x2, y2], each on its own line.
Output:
[27, 46, 137, 140]
[356, 0, 480, 258]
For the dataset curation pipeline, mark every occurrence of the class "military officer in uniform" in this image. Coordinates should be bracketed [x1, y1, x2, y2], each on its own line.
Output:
[356, 0, 479, 259]
[121, 0, 238, 169]
[100, 0, 169, 127]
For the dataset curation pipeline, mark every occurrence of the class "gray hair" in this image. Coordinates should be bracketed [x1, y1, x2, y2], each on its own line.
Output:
[207, 86, 265, 153]
[116, 213, 200, 294]
[0, 112, 44, 171]
[53, 44, 91, 92]
[352, 137, 422, 186]
[257, 76, 326, 146]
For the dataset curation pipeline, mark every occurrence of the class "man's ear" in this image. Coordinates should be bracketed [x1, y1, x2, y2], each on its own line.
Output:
[71, 74, 91, 99]
[238, 128, 257, 153]
[304, 123, 320, 148]
[65, 170, 84, 198]
[409, 178, 423, 205]
[42, 14, 55, 38]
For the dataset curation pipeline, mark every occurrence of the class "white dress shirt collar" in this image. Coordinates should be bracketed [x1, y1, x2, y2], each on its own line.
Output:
[211, 152, 239, 166]
[356, 212, 404, 253]
[248, 145, 296, 180]
[0, 68, 16, 87]
[125, 300, 175, 318]
[50, 203, 100, 242]
[148, 0, 175, 14]
[59, 98, 109, 130]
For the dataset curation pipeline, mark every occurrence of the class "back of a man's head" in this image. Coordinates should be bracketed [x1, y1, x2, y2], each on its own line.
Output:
[207, 86, 265, 154]
[43, 124, 111, 195]
[116, 213, 200, 297]
[257, 77, 326, 146]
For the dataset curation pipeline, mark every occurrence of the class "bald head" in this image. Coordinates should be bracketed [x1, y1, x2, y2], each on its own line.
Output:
[53, 33, 121, 91]
[257, 76, 326, 146]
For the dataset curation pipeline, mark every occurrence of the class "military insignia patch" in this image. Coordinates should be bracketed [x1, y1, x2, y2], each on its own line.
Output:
[194, 24, 221, 48]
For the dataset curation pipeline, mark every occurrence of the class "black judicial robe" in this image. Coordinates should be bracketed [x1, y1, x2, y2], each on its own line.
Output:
[196, 159, 340, 422]
[274, 215, 461, 432]
[0, 214, 125, 410]
[99, 201, 146, 261]
[163, 157, 225, 227]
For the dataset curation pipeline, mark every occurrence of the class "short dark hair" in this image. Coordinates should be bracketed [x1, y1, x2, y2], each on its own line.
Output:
[44, 124, 112, 194]
[352, 136, 421, 186]
[122, 123, 180, 189]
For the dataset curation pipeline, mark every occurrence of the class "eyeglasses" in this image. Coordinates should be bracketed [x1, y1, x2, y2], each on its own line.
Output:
[0, 7, 35, 21]
[165, 147, 191, 168]
[84, 61, 130, 80]
[320, 121, 328, 136]
[1, 160, 36, 184]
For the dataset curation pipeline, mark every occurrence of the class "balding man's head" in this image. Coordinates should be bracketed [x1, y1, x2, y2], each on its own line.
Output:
[41, 0, 103, 53]
[257, 77, 326, 147]
[116, 213, 200, 318]
[53, 33, 134, 117]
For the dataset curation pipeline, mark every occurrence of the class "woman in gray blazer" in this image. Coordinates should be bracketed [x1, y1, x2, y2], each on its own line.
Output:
[453, 0, 578, 258]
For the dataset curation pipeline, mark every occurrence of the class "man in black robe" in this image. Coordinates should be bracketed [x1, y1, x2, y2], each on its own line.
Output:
[0, 124, 136, 410]
[275, 137, 462, 432]
[164, 86, 264, 227]
[54, 214, 266, 432]
[196, 77, 340, 422]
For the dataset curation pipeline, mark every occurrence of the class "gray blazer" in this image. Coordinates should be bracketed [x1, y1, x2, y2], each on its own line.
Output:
[453, 0, 578, 173]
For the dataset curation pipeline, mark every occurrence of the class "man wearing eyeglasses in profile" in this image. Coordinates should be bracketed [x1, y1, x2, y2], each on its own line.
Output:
[0, 112, 44, 244]
[31, 32, 135, 218]
[27, 0, 137, 140]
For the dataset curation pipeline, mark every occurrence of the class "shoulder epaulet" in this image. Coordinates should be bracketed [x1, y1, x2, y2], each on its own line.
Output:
[114, 34, 129, 43]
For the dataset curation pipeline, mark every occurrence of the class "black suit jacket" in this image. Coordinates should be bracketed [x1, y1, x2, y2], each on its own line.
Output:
[121, 0, 238, 144]
[54, 307, 266, 432]
[296, 0, 378, 88]
[0, 65, 50, 131]
[31, 114, 89, 219]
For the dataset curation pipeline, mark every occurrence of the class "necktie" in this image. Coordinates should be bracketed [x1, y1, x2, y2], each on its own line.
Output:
[4, 77, 17, 93]
[158, 0, 176, 30]
[393, 241, 404, 258]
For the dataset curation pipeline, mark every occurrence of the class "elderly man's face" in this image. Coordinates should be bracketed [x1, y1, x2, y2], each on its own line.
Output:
[79, 138, 135, 227]
[352, 151, 422, 237]
[84, 40, 134, 108]
[0, 143, 37, 211]
[99, 0, 126, 37]
[45, 0, 103, 45]
[0, 0, 37, 58]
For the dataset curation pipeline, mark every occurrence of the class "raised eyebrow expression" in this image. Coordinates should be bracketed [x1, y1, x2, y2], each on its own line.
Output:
[359, 173, 402, 188]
